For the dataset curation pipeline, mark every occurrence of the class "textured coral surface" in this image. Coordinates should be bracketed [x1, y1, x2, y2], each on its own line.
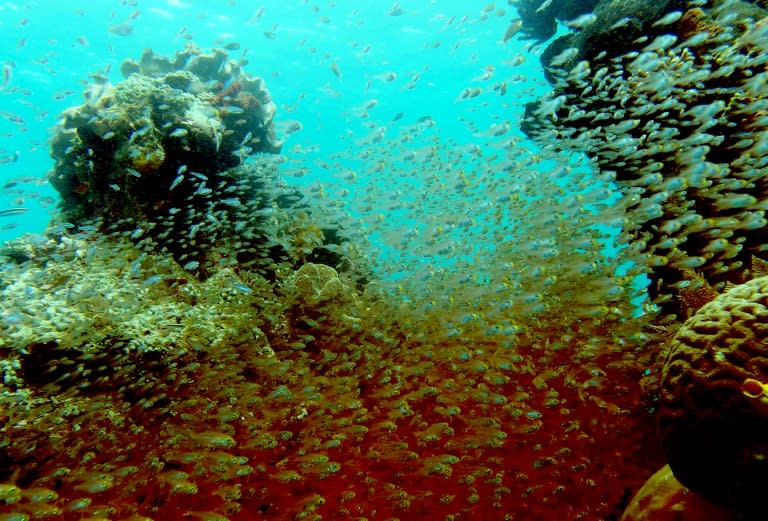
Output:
[659, 276, 768, 512]
[48, 47, 280, 227]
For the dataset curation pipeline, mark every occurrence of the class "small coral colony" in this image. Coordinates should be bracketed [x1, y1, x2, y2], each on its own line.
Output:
[2, 1, 768, 520]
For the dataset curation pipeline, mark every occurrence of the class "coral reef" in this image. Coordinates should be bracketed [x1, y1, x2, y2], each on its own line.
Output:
[0, 234, 662, 519]
[50, 46, 281, 227]
[2, 110, 665, 519]
[521, 1, 768, 319]
[0, 33, 693, 521]
[659, 275, 768, 514]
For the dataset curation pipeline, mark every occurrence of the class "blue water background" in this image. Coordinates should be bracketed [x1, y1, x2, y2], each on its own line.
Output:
[0, 1, 556, 242]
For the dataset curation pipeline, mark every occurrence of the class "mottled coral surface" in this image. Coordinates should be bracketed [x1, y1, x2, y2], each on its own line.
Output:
[659, 276, 768, 512]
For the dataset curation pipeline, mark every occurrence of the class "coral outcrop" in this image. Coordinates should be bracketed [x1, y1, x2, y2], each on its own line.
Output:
[44, 47, 354, 281]
[659, 276, 768, 514]
[49, 46, 281, 227]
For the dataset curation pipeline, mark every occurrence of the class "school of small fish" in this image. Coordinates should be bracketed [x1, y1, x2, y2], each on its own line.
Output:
[1, 1, 767, 520]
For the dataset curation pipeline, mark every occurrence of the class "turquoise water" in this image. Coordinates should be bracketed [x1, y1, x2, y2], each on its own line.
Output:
[0, 0, 551, 245]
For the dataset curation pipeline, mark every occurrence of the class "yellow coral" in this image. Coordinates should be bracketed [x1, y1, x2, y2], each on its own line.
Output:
[741, 378, 768, 417]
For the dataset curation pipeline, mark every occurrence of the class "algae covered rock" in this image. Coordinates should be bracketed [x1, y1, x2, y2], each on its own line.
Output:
[658, 276, 768, 514]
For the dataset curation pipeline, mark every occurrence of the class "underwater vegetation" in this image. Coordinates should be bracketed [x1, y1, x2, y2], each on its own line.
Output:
[1, 1, 768, 521]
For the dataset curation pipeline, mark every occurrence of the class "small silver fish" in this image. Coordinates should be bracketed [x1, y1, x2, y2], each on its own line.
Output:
[565, 13, 596, 29]
[0, 207, 27, 217]
[536, 0, 553, 13]
[388, 2, 405, 16]
[502, 19, 523, 43]
[169, 175, 185, 191]
[652, 11, 683, 27]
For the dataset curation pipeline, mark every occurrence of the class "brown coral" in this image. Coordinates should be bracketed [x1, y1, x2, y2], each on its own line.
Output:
[287, 262, 353, 308]
[658, 275, 768, 513]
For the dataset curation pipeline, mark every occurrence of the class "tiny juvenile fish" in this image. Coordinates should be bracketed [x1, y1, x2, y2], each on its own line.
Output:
[536, 0, 553, 13]
[502, 19, 523, 43]
[389, 2, 405, 16]
[565, 13, 597, 29]
[169, 174, 185, 190]
[652, 11, 683, 27]
[109, 22, 134, 36]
